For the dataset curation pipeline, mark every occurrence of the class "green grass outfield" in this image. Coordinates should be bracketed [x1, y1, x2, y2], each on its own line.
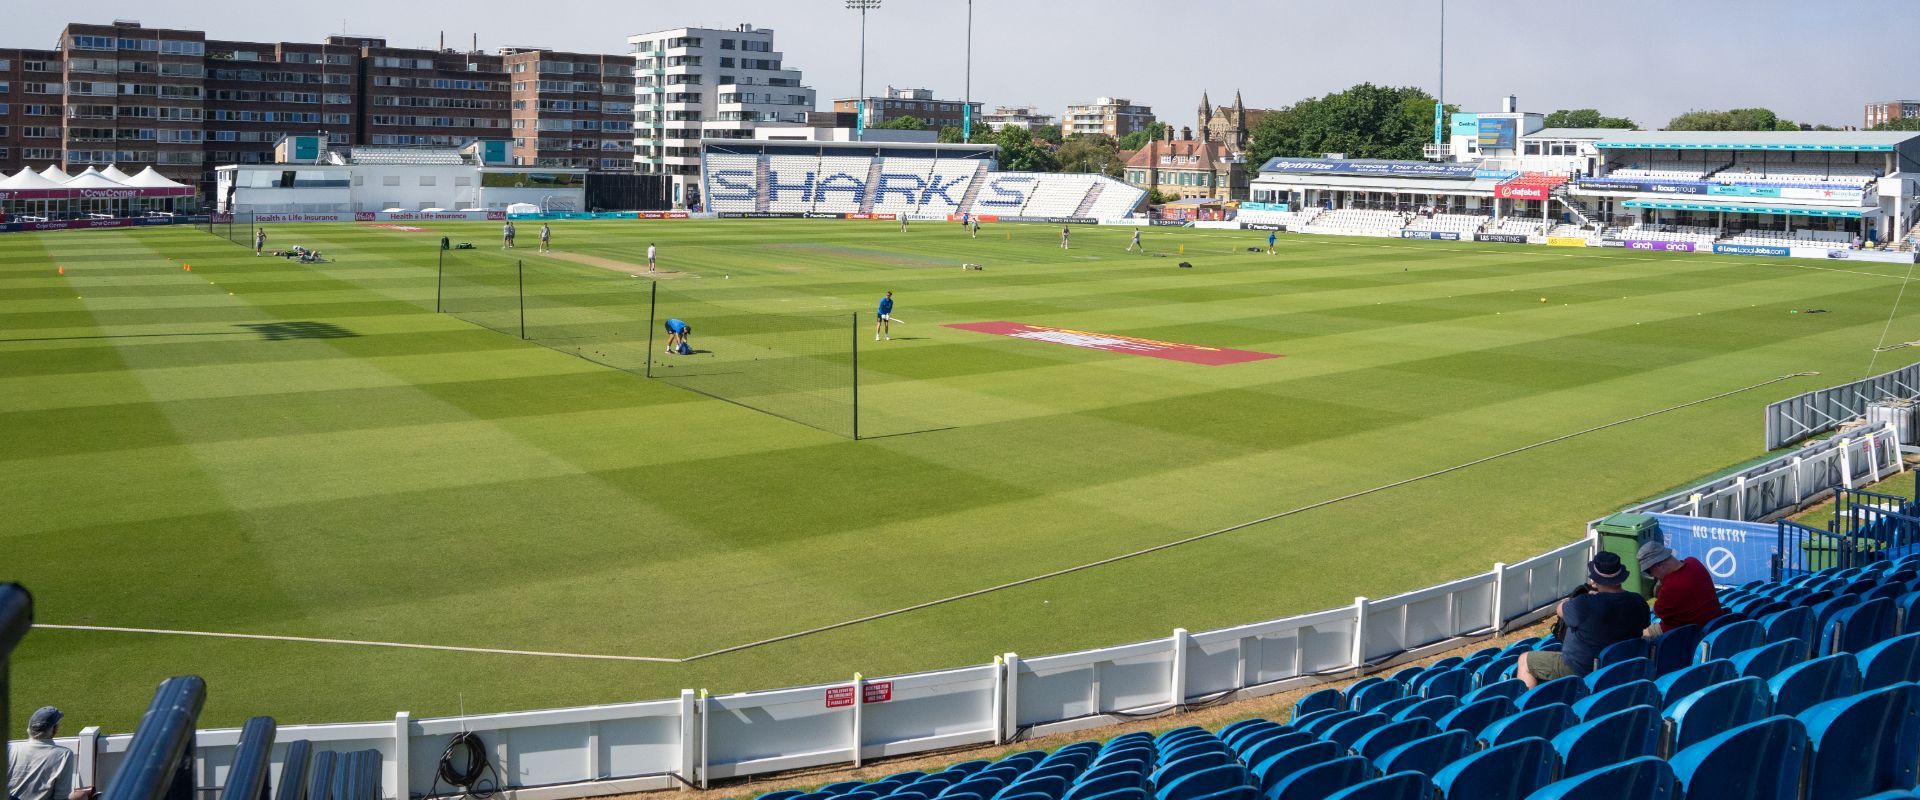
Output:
[5, 218, 1918, 729]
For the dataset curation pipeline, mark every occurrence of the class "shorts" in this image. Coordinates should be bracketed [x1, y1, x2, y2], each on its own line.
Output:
[1522, 650, 1577, 682]
[665, 324, 686, 334]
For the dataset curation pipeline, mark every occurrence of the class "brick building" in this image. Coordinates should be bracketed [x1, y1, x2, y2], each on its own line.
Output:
[831, 87, 980, 131]
[1865, 100, 1920, 130]
[1121, 134, 1246, 201]
[0, 20, 633, 203]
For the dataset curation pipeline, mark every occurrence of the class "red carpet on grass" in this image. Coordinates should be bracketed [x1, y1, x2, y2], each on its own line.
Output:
[945, 321, 1282, 366]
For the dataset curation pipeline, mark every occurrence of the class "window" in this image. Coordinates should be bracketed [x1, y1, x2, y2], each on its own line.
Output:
[21, 126, 58, 138]
[455, 177, 471, 186]
[419, 175, 436, 186]
[719, 57, 735, 68]
[117, 38, 159, 51]
[383, 175, 401, 186]
[71, 35, 115, 50]
[160, 40, 204, 56]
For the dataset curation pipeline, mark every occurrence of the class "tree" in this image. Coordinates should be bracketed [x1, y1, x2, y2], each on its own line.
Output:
[1030, 124, 1064, 145]
[1117, 121, 1172, 151]
[1055, 134, 1123, 177]
[1145, 188, 1179, 205]
[994, 125, 1057, 172]
[1541, 108, 1636, 129]
[1243, 84, 1451, 168]
[879, 115, 926, 130]
[937, 121, 995, 143]
[1666, 108, 1801, 132]
[1873, 117, 1920, 132]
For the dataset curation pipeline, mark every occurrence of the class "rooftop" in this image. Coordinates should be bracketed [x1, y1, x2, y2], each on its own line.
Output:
[1594, 130, 1920, 151]
[1527, 128, 1636, 140]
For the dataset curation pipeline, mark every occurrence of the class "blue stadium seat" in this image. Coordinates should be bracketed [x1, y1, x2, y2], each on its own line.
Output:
[1810, 594, 1863, 641]
[1431, 737, 1558, 800]
[1864, 582, 1908, 605]
[1497, 638, 1542, 657]
[1435, 696, 1515, 737]
[1348, 681, 1405, 714]
[1572, 680, 1660, 722]
[1063, 774, 1141, 800]
[1584, 658, 1654, 692]
[824, 782, 870, 795]
[1157, 741, 1225, 767]
[1235, 733, 1312, 775]
[1181, 789, 1252, 800]
[1550, 705, 1660, 776]
[1264, 756, 1368, 800]
[996, 776, 1068, 800]
[1477, 655, 1522, 687]
[1217, 719, 1273, 745]
[1225, 727, 1289, 759]
[1652, 660, 1737, 704]
[1663, 675, 1773, 754]
[1250, 742, 1339, 794]
[1760, 607, 1816, 660]
[1023, 764, 1080, 785]
[1701, 612, 1749, 635]
[1523, 757, 1677, 800]
[1072, 789, 1145, 800]
[946, 761, 993, 775]
[1827, 597, 1897, 656]
[1596, 638, 1650, 669]
[1419, 669, 1474, 700]
[944, 777, 1006, 799]
[1319, 714, 1391, 754]
[1653, 626, 1704, 676]
[997, 791, 1055, 800]
[1085, 756, 1148, 779]
[1668, 715, 1805, 800]
[760, 791, 806, 800]
[1728, 640, 1803, 682]
[1800, 683, 1920, 799]
[1768, 654, 1864, 716]
[1148, 754, 1230, 789]
[1858, 633, 1920, 689]
[1696, 620, 1764, 662]
[1517, 676, 1589, 711]
[1296, 711, 1358, 738]
[1372, 730, 1469, 780]
[1153, 765, 1246, 800]
[1390, 696, 1459, 724]
[1324, 772, 1432, 800]
[1462, 679, 1526, 705]
[1001, 752, 1049, 771]
[1429, 656, 1466, 671]
[1292, 689, 1344, 720]
[1390, 666, 1426, 686]
[1350, 718, 1436, 763]
[1368, 696, 1425, 722]
[1478, 703, 1574, 748]
[1286, 709, 1341, 734]
[1343, 679, 1387, 711]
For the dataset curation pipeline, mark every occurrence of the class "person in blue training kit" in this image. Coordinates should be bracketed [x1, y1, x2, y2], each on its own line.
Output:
[1267, 230, 1277, 255]
[663, 318, 691, 354]
[875, 291, 894, 341]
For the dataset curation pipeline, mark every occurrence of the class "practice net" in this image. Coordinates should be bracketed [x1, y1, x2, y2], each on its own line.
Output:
[201, 211, 255, 248]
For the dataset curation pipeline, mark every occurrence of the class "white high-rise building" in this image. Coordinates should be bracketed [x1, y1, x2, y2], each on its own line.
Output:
[628, 24, 816, 207]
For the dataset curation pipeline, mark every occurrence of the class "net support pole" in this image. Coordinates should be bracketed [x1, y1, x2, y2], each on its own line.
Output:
[852, 312, 860, 441]
[434, 249, 444, 313]
[517, 259, 526, 339]
[645, 280, 657, 378]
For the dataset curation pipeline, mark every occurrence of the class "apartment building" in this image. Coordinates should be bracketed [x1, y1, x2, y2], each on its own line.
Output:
[1866, 101, 1920, 130]
[1063, 97, 1154, 139]
[830, 87, 981, 131]
[0, 20, 635, 201]
[981, 105, 1055, 132]
[503, 49, 634, 172]
[628, 24, 815, 206]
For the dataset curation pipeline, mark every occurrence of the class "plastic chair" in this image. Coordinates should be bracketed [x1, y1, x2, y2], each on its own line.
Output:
[1249, 742, 1338, 794]
[1063, 774, 1141, 800]
[1263, 756, 1368, 800]
[1652, 625, 1703, 675]
[1663, 675, 1773, 755]
[1296, 710, 1358, 738]
[1431, 737, 1558, 800]
[823, 783, 870, 796]
[1768, 654, 1863, 716]
[1760, 607, 1815, 659]
[1826, 597, 1897, 656]
[1550, 705, 1660, 776]
[1584, 657, 1654, 692]
[1349, 681, 1405, 715]
[1478, 703, 1574, 748]
[1518, 676, 1589, 711]
[1435, 696, 1515, 737]
[1477, 655, 1522, 687]
[1419, 669, 1474, 700]
[1696, 620, 1764, 662]
[1652, 660, 1736, 705]
[1858, 632, 1920, 689]
[1668, 716, 1805, 800]
[1372, 730, 1468, 780]
[1390, 696, 1459, 724]
[1342, 679, 1387, 711]
[1701, 612, 1749, 635]
[1572, 680, 1660, 722]
[1320, 714, 1391, 755]
[1148, 754, 1230, 791]
[1462, 679, 1525, 705]
[1350, 718, 1435, 763]
[1800, 683, 1920, 799]
[1235, 733, 1311, 776]
[1152, 765, 1244, 800]
[1368, 696, 1425, 722]
[1522, 757, 1677, 800]
[1727, 639, 1804, 682]
[1596, 637, 1650, 669]
[1323, 772, 1431, 800]
[1899, 592, 1920, 636]
[1218, 720, 1276, 749]
[1292, 689, 1343, 720]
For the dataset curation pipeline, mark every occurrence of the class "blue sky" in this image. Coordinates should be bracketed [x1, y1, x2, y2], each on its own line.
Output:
[19, 0, 1915, 129]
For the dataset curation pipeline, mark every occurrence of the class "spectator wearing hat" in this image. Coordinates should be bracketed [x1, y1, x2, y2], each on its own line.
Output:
[1638, 540, 1725, 635]
[1518, 551, 1652, 688]
[8, 707, 91, 800]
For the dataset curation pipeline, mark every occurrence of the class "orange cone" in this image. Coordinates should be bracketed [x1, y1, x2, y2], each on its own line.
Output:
[183, 264, 192, 272]
[57, 266, 64, 275]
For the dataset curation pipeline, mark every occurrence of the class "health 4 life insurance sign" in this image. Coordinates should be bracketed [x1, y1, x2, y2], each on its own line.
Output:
[1647, 514, 1776, 586]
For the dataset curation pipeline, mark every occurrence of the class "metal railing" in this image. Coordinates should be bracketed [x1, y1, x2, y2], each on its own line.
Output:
[1765, 362, 1920, 450]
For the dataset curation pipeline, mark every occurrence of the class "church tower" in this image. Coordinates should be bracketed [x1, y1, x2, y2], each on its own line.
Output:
[1232, 90, 1249, 149]
[1197, 92, 1212, 143]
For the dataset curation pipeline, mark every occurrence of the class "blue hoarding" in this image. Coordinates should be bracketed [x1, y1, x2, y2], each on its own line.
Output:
[1400, 230, 1461, 241]
[1259, 158, 1477, 179]
[1477, 118, 1516, 149]
[1648, 514, 1778, 586]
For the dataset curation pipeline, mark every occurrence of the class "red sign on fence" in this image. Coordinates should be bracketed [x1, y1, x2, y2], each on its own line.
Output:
[864, 681, 893, 704]
[825, 686, 856, 708]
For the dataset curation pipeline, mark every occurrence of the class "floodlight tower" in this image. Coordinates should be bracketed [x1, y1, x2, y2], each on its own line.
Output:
[847, 0, 882, 140]
[964, 0, 973, 143]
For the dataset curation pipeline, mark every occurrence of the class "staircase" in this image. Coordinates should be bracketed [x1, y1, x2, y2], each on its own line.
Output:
[858, 159, 884, 215]
[1552, 183, 1600, 228]
[754, 155, 771, 213]
[1074, 181, 1105, 218]
[956, 162, 989, 217]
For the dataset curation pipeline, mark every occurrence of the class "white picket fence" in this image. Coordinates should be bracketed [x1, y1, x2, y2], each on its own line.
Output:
[31, 539, 1589, 800]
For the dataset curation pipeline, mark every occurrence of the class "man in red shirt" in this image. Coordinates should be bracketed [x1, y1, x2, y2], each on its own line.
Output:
[1639, 541, 1725, 635]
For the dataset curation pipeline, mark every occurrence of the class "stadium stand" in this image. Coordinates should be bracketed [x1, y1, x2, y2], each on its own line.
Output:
[1402, 213, 1488, 237]
[1235, 208, 1321, 229]
[1303, 209, 1409, 238]
[1085, 181, 1148, 220]
[915, 158, 985, 218]
[1610, 159, 1724, 182]
[700, 145, 1139, 222]
[810, 155, 870, 215]
[873, 157, 937, 218]
[703, 153, 760, 214]
[1619, 223, 1722, 246]
[1017, 173, 1099, 218]
[1719, 228, 1856, 248]
[1719, 159, 1880, 189]
[1484, 218, 1547, 238]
